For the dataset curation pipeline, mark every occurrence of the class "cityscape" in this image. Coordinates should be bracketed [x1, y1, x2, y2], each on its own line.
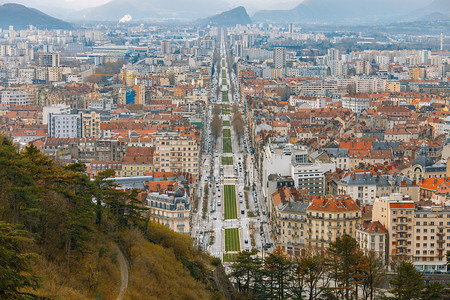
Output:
[1, 0, 450, 299]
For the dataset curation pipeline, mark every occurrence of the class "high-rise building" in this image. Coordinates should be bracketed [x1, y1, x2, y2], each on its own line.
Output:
[39, 53, 59, 67]
[273, 47, 286, 69]
[327, 48, 340, 62]
[288, 23, 293, 34]
[161, 41, 171, 55]
[48, 113, 82, 138]
[43, 104, 71, 125]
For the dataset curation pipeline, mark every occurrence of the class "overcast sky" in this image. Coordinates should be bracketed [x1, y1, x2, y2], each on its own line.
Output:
[63, 0, 303, 12]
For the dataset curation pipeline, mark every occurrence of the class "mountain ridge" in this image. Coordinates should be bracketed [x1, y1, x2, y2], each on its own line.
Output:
[0, 3, 72, 29]
[200, 6, 252, 26]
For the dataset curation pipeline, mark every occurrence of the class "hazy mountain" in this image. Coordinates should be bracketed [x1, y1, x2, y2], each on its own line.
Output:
[410, 0, 450, 20]
[253, 0, 431, 24]
[0, 3, 72, 29]
[200, 6, 251, 26]
[74, 0, 230, 22]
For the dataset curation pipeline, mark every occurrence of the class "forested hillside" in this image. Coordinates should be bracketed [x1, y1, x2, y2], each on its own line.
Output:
[0, 136, 227, 299]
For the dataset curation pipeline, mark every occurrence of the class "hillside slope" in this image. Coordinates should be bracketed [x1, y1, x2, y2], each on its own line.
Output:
[0, 136, 229, 299]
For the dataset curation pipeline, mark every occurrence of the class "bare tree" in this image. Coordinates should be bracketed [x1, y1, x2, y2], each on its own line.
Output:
[231, 103, 239, 114]
[212, 104, 222, 115]
[167, 72, 176, 85]
[290, 253, 330, 300]
[232, 110, 245, 143]
[275, 86, 290, 101]
[216, 85, 221, 97]
[211, 114, 223, 139]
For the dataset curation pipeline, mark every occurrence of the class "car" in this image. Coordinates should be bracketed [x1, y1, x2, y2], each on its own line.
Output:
[244, 239, 248, 244]
[213, 216, 217, 220]
[217, 201, 221, 206]
[239, 192, 243, 197]
[241, 210, 245, 215]
[240, 199, 243, 204]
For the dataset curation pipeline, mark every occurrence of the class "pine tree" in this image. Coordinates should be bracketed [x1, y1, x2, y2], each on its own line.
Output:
[264, 246, 291, 300]
[0, 222, 40, 298]
[389, 262, 424, 300]
[326, 234, 363, 300]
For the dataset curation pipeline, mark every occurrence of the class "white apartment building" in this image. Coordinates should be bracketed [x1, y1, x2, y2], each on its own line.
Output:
[43, 104, 71, 124]
[0, 89, 31, 105]
[48, 113, 82, 138]
[342, 94, 370, 114]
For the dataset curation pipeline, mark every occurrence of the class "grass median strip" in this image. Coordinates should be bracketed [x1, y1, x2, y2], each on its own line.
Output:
[222, 156, 233, 165]
[224, 185, 237, 219]
[224, 228, 240, 251]
[223, 138, 232, 153]
[222, 91, 228, 102]
[223, 120, 230, 126]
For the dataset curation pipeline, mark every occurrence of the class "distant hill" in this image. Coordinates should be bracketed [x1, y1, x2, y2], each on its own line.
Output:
[410, 0, 450, 20]
[253, 0, 429, 24]
[200, 6, 251, 26]
[0, 3, 72, 29]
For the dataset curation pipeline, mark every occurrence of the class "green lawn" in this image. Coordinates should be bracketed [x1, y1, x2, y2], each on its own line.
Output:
[222, 156, 233, 165]
[224, 185, 237, 219]
[222, 104, 230, 115]
[223, 253, 238, 262]
[222, 60, 225, 67]
[222, 79, 227, 86]
[223, 120, 230, 126]
[223, 138, 232, 153]
[223, 128, 231, 138]
[222, 91, 228, 102]
[224, 228, 240, 251]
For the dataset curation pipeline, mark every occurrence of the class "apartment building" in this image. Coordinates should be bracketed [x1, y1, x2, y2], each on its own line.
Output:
[356, 221, 388, 265]
[273, 200, 308, 257]
[0, 89, 31, 105]
[372, 194, 415, 267]
[48, 113, 82, 138]
[82, 110, 101, 138]
[146, 189, 190, 234]
[306, 196, 361, 249]
[413, 206, 450, 273]
[153, 135, 200, 178]
[272, 191, 362, 253]
[342, 94, 370, 114]
[372, 193, 450, 272]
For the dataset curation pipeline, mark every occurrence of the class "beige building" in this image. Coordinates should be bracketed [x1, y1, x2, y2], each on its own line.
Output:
[372, 193, 450, 272]
[146, 189, 191, 234]
[413, 206, 450, 273]
[307, 195, 361, 249]
[272, 190, 362, 254]
[82, 111, 101, 138]
[120, 156, 152, 177]
[372, 194, 415, 267]
[153, 135, 200, 178]
[356, 221, 388, 265]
